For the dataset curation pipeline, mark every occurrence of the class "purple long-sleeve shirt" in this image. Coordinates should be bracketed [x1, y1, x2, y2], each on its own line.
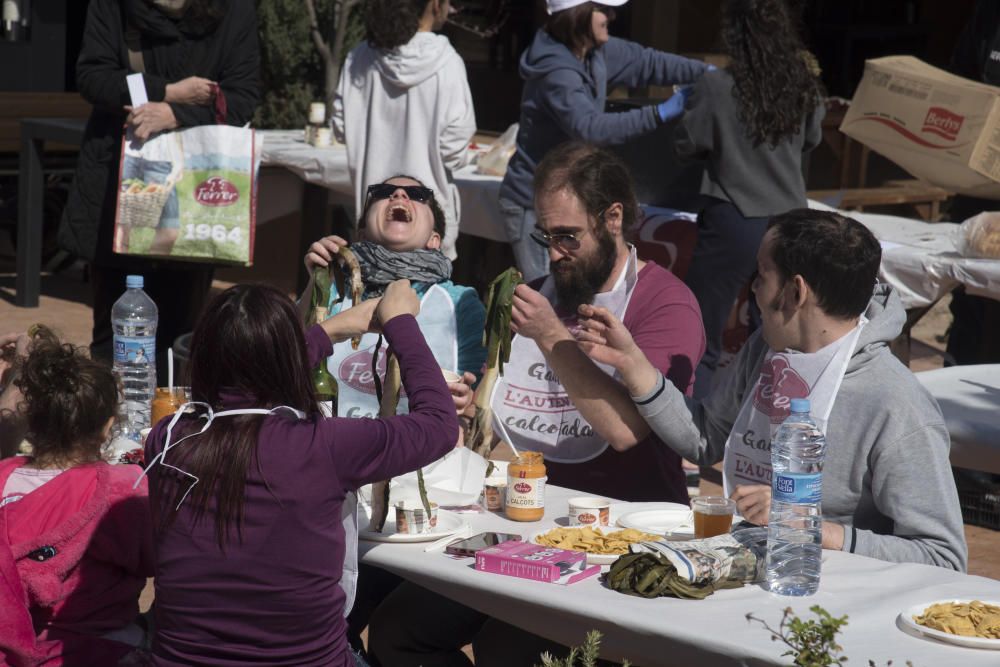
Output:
[144, 316, 458, 666]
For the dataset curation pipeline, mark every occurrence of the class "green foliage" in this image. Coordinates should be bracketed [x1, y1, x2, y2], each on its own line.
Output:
[254, 0, 366, 128]
[746, 605, 848, 667]
[535, 630, 631, 667]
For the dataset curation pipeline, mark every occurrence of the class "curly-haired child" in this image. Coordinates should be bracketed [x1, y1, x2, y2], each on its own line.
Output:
[0, 326, 154, 666]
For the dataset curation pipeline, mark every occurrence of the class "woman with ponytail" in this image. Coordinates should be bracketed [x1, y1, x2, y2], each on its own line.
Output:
[0, 327, 154, 665]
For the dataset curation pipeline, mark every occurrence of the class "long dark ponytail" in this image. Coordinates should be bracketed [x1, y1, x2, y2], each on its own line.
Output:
[152, 284, 319, 549]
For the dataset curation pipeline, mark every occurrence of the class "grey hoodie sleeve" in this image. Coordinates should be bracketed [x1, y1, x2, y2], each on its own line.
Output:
[632, 335, 759, 466]
[603, 37, 708, 89]
[844, 423, 968, 572]
[542, 68, 661, 145]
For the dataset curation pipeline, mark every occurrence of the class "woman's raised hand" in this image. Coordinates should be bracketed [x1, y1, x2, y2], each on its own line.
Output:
[304, 235, 350, 272]
[320, 297, 381, 343]
[376, 279, 420, 325]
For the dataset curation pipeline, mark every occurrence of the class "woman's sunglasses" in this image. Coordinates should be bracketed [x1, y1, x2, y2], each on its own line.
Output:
[366, 183, 434, 204]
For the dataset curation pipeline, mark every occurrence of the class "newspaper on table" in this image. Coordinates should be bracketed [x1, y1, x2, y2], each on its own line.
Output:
[605, 527, 768, 600]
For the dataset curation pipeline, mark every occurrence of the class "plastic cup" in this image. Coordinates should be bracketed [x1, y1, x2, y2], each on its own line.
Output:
[691, 496, 736, 538]
[394, 500, 439, 534]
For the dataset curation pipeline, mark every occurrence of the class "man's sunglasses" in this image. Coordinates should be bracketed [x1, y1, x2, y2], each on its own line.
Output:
[365, 183, 434, 203]
[530, 229, 586, 251]
[529, 206, 608, 251]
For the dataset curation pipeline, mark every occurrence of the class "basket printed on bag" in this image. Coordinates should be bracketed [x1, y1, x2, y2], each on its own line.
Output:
[118, 174, 180, 228]
[117, 132, 185, 230]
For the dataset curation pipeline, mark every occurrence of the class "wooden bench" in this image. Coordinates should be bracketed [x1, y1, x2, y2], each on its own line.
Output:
[0, 92, 91, 155]
[808, 179, 952, 222]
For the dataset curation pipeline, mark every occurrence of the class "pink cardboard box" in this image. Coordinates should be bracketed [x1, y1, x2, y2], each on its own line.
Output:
[475, 540, 601, 585]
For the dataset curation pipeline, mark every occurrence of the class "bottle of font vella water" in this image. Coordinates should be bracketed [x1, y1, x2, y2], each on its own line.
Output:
[765, 398, 826, 596]
[112, 275, 158, 442]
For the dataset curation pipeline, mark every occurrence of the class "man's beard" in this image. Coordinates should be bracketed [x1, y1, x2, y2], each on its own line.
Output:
[552, 225, 618, 313]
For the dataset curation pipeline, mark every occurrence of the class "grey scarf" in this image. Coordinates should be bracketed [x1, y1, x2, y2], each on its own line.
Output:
[351, 242, 452, 297]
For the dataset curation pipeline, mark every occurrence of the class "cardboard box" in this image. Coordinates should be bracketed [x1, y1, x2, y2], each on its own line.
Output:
[840, 56, 1000, 199]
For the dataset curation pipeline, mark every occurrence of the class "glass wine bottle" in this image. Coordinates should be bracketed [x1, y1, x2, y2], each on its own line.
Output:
[310, 266, 338, 417]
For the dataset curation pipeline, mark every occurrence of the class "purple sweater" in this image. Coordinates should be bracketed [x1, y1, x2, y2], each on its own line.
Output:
[144, 316, 457, 666]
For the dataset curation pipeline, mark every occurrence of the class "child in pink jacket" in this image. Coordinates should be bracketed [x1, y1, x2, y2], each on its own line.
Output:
[0, 326, 154, 666]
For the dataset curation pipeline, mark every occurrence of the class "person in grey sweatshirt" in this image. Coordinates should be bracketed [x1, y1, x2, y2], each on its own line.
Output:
[576, 208, 968, 571]
[499, 0, 709, 281]
[674, 0, 826, 398]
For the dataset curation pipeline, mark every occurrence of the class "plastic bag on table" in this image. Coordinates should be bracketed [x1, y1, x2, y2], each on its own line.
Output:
[476, 123, 518, 177]
[956, 211, 1000, 259]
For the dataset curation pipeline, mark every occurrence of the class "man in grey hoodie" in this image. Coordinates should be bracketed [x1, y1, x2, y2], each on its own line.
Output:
[576, 208, 968, 571]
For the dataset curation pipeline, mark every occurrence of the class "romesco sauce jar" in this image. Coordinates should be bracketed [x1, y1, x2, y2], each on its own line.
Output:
[505, 452, 546, 522]
[151, 387, 184, 426]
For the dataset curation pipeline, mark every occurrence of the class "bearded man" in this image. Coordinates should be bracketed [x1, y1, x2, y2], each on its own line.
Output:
[364, 141, 706, 667]
[490, 140, 705, 503]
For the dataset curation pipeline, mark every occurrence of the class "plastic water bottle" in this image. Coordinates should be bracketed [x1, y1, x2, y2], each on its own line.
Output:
[766, 398, 826, 596]
[112, 275, 158, 442]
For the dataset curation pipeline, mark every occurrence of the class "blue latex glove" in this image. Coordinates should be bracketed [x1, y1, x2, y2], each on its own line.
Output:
[656, 86, 690, 123]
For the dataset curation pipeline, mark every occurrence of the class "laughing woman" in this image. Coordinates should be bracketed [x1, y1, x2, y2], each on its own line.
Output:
[303, 176, 487, 661]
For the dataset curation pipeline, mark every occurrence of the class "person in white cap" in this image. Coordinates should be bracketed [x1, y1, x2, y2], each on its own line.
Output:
[499, 0, 710, 282]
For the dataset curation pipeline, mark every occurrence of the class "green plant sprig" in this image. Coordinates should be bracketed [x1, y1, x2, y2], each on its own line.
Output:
[746, 605, 848, 667]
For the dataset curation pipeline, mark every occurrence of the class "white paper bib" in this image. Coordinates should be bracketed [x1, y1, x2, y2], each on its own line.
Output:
[722, 318, 867, 496]
[325, 283, 458, 615]
[490, 248, 639, 463]
[327, 284, 459, 419]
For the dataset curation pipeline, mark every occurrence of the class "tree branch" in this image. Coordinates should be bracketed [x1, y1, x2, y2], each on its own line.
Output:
[303, 0, 333, 62]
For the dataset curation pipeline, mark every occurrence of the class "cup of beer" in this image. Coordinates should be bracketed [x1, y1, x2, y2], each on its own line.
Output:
[691, 496, 736, 538]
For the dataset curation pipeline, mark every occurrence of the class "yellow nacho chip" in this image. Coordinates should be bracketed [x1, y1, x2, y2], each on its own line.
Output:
[534, 526, 660, 555]
[914, 601, 1000, 639]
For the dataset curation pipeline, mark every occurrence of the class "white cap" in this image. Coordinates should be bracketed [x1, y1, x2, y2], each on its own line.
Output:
[547, 0, 628, 15]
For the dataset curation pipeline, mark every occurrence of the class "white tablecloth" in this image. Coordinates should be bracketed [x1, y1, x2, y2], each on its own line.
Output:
[258, 130, 506, 242]
[917, 364, 1000, 474]
[808, 201, 1000, 309]
[360, 485, 1000, 666]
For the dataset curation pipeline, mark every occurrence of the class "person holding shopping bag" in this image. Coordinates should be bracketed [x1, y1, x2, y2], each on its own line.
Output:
[59, 0, 260, 386]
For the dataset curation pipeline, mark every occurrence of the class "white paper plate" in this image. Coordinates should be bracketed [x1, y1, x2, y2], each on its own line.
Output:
[530, 528, 635, 566]
[616, 504, 695, 537]
[898, 600, 1000, 650]
[359, 507, 465, 543]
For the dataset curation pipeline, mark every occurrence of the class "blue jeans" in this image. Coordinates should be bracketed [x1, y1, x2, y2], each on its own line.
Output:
[498, 196, 548, 282]
[684, 199, 769, 399]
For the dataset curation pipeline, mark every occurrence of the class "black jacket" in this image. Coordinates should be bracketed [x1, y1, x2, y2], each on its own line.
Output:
[59, 0, 260, 264]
